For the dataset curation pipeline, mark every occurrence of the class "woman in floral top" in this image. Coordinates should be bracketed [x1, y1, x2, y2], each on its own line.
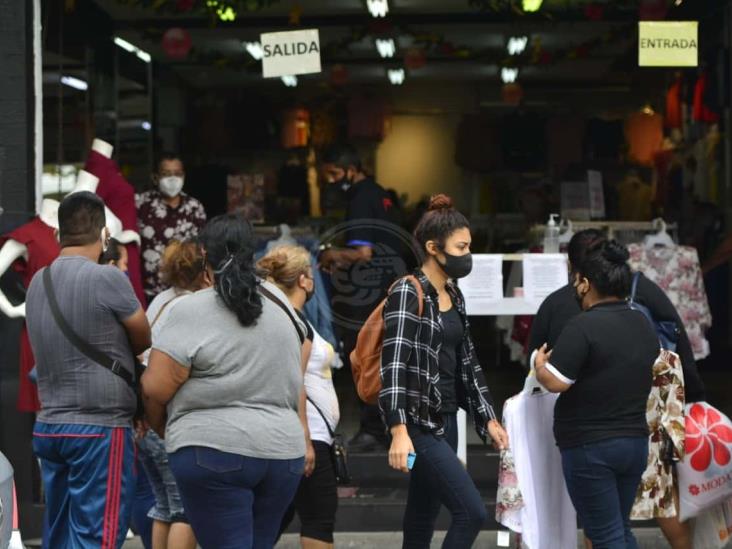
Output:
[136, 153, 206, 302]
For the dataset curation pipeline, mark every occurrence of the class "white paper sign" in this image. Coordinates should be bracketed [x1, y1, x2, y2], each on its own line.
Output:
[460, 254, 504, 315]
[261, 29, 321, 78]
[522, 254, 568, 304]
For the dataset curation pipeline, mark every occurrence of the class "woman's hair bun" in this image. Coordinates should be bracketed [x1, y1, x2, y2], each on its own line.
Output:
[428, 194, 453, 211]
[601, 240, 630, 265]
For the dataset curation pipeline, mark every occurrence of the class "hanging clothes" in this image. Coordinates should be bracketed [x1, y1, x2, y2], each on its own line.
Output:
[627, 243, 712, 360]
[665, 79, 683, 130]
[692, 72, 720, 124]
[625, 111, 664, 167]
[2, 218, 60, 411]
[85, 150, 146, 307]
[496, 375, 577, 549]
[631, 349, 686, 519]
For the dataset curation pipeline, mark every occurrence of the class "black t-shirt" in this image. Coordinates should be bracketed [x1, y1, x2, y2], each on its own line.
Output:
[527, 274, 706, 402]
[550, 302, 658, 449]
[438, 307, 464, 414]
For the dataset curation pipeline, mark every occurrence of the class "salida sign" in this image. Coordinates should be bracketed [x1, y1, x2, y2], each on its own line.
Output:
[261, 29, 321, 78]
[639, 21, 698, 67]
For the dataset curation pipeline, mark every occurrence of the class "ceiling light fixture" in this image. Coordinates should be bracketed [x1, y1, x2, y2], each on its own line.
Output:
[281, 75, 298, 87]
[388, 68, 405, 85]
[501, 67, 519, 84]
[507, 36, 529, 56]
[60, 75, 88, 91]
[113, 37, 151, 63]
[243, 41, 264, 60]
[522, 0, 543, 12]
[141, 121, 152, 131]
[674, 0, 683, 4]
[375, 38, 396, 58]
[367, 0, 389, 18]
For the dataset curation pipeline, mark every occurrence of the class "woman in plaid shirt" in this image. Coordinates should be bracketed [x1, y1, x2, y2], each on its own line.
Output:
[380, 194, 508, 548]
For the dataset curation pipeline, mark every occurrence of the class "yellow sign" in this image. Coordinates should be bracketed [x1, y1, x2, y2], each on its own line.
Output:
[639, 21, 698, 67]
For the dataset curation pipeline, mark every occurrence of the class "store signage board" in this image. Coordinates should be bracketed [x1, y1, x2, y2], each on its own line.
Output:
[261, 29, 321, 78]
[461, 254, 504, 315]
[523, 254, 568, 304]
[638, 21, 698, 67]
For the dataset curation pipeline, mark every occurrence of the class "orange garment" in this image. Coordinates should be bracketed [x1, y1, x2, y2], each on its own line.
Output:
[625, 112, 664, 166]
[665, 80, 682, 129]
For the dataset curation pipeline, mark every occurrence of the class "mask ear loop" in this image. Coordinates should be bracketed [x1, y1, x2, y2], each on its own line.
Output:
[100, 228, 109, 253]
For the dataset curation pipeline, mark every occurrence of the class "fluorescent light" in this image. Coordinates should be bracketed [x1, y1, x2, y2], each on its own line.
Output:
[501, 67, 519, 83]
[60, 75, 88, 91]
[141, 121, 152, 131]
[243, 41, 264, 60]
[376, 38, 396, 58]
[507, 36, 529, 56]
[388, 68, 405, 85]
[367, 0, 389, 18]
[522, 0, 543, 12]
[114, 36, 151, 63]
[281, 75, 298, 87]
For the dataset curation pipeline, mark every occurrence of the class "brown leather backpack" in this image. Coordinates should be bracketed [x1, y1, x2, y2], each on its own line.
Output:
[349, 275, 424, 404]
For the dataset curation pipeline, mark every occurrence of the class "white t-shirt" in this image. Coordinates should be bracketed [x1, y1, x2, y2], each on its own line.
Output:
[302, 318, 340, 446]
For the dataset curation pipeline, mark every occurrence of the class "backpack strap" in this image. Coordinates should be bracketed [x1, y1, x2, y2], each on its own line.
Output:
[306, 396, 336, 438]
[390, 274, 425, 316]
[629, 272, 641, 305]
[258, 284, 306, 345]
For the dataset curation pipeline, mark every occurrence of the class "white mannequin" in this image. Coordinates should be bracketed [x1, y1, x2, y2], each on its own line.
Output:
[91, 138, 113, 158]
[0, 198, 59, 319]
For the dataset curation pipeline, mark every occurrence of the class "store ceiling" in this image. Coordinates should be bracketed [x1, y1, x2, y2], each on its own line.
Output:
[89, 0, 695, 89]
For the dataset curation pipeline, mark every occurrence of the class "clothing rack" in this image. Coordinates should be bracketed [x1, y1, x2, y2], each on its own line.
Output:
[532, 219, 678, 240]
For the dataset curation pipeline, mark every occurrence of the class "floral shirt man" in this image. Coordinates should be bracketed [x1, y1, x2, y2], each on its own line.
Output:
[136, 189, 206, 301]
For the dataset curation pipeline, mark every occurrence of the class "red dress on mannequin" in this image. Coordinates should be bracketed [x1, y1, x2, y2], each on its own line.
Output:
[85, 150, 147, 307]
[2, 218, 60, 411]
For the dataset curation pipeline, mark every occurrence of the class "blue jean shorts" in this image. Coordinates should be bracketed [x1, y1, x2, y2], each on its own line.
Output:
[137, 430, 187, 523]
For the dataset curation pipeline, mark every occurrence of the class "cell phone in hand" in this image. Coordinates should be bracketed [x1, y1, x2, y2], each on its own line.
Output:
[407, 452, 416, 470]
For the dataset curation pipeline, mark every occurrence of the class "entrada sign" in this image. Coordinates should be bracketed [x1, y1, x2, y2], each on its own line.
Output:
[639, 21, 698, 67]
[261, 29, 321, 78]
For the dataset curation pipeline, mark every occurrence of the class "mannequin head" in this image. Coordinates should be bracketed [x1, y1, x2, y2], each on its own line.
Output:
[39, 198, 60, 229]
[74, 170, 100, 194]
[91, 138, 114, 159]
[58, 191, 108, 255]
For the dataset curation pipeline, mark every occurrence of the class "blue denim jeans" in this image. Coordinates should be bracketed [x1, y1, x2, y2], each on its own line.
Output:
[168, 446, 304, 549]
[403, 413, 487, 549]
[561, 436, 649, 549]
[137, 430, 187, 523]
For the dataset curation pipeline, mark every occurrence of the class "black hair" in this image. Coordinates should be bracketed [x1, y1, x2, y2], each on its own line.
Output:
[322, 143, 362, 171]
[58, 191, 106, 248]
[198, 214, 262, 327]
[156, 151, 183, 171]
[575, 239, 631, 299]
[567, 229, 605, 272]
[99, 238, 123, 265]
[413, 194, 470, 257]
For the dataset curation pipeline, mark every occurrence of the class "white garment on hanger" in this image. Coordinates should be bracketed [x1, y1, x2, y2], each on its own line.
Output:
[499, 377, 577, 549]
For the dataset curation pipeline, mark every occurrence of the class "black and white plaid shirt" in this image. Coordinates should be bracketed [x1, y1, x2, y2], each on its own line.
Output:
[378, 270, 497, 440]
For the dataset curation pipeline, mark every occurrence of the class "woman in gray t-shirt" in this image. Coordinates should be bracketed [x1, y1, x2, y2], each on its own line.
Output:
[142, 214, 305, 549]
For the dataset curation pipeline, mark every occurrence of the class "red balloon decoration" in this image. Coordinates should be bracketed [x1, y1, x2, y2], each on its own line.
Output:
[329, 64, 349, 87]
[502, 83, 524, 106]
[404, 48, 427, 70]
[162, 27, 192, 59]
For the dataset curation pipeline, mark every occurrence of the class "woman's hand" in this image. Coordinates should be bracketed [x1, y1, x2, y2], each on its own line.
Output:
[388, 425, 415, 473]
[487, 419, 509, 451]
[535, 343, 553, 371]
[304, 439, 316, 477]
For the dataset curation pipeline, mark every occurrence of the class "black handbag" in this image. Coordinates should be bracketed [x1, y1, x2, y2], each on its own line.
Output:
[307, 396, 351, 485]
[42, 267, 145, 419]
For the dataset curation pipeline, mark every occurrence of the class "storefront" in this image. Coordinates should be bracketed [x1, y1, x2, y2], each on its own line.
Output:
[1, 0, 731, 540]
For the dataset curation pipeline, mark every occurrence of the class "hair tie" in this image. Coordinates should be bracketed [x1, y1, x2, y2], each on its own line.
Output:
[214, 254, 235, 275]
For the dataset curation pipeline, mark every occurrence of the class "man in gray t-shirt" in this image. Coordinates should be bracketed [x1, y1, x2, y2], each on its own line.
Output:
[25, 191, 150, 549]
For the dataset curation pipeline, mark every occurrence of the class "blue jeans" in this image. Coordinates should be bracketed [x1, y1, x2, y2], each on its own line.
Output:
[33, 422, 135, 549]
[403, 413, 487, 549]
[561, 436, 649, 549]
[137, 430, 187, 523]
[168, 446, 304, 549]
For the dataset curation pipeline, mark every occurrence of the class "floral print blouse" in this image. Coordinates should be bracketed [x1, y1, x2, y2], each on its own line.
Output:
[627, 243, 712, 360]
[136, 190, 206, 300]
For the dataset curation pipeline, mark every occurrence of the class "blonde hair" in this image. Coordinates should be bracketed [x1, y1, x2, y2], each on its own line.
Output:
[257, 245, 311, 293]
[160, 240, 205, 291]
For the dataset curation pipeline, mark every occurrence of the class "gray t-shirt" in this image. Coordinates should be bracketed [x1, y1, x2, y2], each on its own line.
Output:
[26, 256, 141, 427]
[153, 282, 306, 459]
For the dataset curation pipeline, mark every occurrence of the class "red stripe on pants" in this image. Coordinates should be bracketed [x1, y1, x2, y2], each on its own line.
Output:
[101, 429, 123, 549]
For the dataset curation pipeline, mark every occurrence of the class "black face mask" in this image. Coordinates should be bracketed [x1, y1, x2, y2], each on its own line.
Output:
[334, 174, 353, 192]
[305, 288, 315, 303]
[438, 251, 473, 279]
[573, 282, 587, 310]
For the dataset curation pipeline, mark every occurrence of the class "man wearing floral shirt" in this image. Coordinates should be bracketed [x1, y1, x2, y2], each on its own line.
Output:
[136, 153, 206, 302]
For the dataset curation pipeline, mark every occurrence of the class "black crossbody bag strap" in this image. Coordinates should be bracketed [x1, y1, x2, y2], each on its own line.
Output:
[258, 284, 305, 345]
[306, 396, 336, 438]
[42, 267, 135, 388]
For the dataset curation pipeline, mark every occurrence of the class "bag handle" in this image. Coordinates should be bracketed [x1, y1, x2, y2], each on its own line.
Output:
[258, 284, 305, 345]
[42, 267, 135, 388]
[306, 396, 336, 439]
